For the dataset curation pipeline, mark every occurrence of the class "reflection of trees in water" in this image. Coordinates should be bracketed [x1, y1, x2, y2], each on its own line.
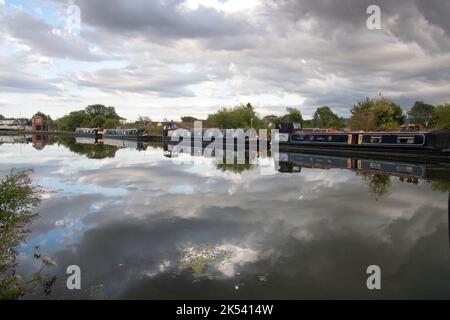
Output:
[431, 182, 450, 193]
[0, 171, 56, 299]
[358, 172, 391, 199]
[216, 162, 253, 173]
[58, 138, 119, 159]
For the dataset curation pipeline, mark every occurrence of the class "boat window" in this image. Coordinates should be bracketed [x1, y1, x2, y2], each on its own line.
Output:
[370, 136, 382, 143]
[369, 162, 381, 170]
[397, 136, 415, 144]
[396, 166, 413, 174]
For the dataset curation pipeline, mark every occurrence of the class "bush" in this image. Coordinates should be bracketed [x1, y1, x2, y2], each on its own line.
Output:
[434, 104, 450, 130]
[0, 171, 56, 299]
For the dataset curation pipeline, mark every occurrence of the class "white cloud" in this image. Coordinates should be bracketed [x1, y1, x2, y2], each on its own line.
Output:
[1, 0, 449, 120]
[180, 0, 261, 13]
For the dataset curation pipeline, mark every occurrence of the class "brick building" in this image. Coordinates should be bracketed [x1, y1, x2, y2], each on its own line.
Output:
[32, 115, 55, 132]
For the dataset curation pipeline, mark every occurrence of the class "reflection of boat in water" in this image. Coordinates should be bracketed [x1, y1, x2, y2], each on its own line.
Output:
[0, 135, 31, 144]
[75, 137, 101, 145]
[102, 138, 147, 151]
[276, 151, 450, 182]
[163, 143, 259, 162]
[73, 136, 147, 151]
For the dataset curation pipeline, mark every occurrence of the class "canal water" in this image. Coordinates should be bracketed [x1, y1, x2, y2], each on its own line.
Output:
[1, 135, 449, 299]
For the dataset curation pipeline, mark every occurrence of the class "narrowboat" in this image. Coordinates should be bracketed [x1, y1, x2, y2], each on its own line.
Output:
[103, 128, 150, 141]
[75, 128, 101, 139]
[164, 128, 265, 149]
[273, 123, 450, 159]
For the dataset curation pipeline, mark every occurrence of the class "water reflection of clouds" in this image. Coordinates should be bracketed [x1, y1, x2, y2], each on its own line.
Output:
[1, 142, 449, 299]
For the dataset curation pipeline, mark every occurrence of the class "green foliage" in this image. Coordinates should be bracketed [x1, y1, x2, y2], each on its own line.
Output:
[358, 172, 391, 199]
[313, 106, 342, 129]
[207, 103, 265, 129]
[103, 118, 119, 129]
[0, 171, 40, 299]
[431, 181, 450, 193]
[279, 107, 304, 126]
[85, 104, 119, 119]
[262, 115, 279, 126]
[148, 126, 164, 135]
[408, 101, 436, 128]
[57, 111, 89, 131]
[181, 116, 198, 123]
[33, 112, 52, 121]
[58, 138, 119, 159]
[434, 104, 450, 130]
[0, 114, 5, 120]
[57, 105, 120, 131]
[350, 97, 405, 131]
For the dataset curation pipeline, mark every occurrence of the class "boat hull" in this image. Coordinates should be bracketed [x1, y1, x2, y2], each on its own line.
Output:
[103, 134, 150, 141]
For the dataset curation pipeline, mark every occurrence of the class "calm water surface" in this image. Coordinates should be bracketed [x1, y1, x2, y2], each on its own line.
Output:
[1, 135, 449, 299]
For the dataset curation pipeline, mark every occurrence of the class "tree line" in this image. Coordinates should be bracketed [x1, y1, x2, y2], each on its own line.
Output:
[4, 97, 449, 132]
[199, 98, 450, 131]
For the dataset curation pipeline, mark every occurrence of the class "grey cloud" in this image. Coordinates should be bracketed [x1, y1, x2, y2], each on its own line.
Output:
[73, 64, 208, 97]
[2, 11, 105, 61]
[74, 0, 253, 41]
[0, 54, 61, 93]
[3, 0, 450, 116]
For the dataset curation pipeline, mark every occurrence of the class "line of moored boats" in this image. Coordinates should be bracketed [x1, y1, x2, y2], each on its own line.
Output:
[75, 128, 149, 141]
[75, 123, 450, 155]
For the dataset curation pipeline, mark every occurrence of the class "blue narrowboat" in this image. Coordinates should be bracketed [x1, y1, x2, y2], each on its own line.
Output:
[273, 123, 450, 153]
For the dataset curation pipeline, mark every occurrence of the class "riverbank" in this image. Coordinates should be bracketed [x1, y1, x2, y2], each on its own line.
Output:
[0, 129, 75, 136]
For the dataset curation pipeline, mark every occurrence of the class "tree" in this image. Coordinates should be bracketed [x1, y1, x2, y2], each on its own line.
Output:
[181, 116, 198, 123]
[57, 110, 89, 131]
[263, 115, 280, 127]
[408, 101, 436, 128]
[0, 114, 5, 120]
[434, 104, 450, 129]
[349, 97, 405, 131]
[85, 105, 119, 119]
[88, 115, 107, 128]
[103, 118, 119, 129]
[0, 171, 56, 299]
[372, 98, 405, 130]
[313, 106, 342, 129]
[280, 107, 304, 127]
[207, 103, 265, 129]
[56, 105, 120, 131]
[358, 172, 391, 200]
[33, 112, 52, 121]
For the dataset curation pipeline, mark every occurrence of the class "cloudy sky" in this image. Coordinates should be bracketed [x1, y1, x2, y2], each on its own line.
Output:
[1, 0, 450, 121]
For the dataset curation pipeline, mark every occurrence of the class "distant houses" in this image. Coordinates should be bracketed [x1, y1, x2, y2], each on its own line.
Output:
[0, 118, 31, 130]
[0, 116, 57, 132]
[118, 116, 127, 125]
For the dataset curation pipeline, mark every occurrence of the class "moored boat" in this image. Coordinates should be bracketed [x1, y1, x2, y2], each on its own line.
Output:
[103, 128, 150, 141]
[273, 123, 450, 153]
[75, 128, 101, 139]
